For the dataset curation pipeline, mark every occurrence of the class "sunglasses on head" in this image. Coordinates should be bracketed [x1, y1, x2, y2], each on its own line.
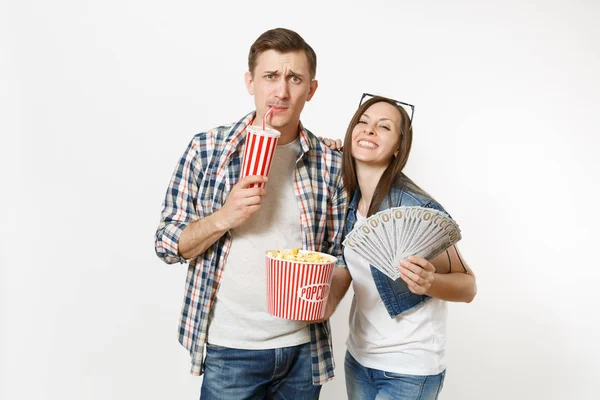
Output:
[358, 93, 415, 126]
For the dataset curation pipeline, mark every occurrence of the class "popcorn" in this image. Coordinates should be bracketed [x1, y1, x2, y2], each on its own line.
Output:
[265, 247, 337, 320]
[266, 247, 332, 263]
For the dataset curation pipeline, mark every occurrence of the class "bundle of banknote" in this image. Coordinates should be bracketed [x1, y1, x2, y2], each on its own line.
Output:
[343, 206, 462, 280]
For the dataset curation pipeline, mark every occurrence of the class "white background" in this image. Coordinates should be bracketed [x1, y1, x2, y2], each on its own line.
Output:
[2, 1, 599, 399]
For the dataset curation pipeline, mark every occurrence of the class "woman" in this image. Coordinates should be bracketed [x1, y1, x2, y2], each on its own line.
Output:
[323, 95, 477, 400]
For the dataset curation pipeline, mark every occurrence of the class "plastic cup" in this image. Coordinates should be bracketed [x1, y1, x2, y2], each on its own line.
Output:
[240, 126, 281, 188]
[265, 250, 337, 321]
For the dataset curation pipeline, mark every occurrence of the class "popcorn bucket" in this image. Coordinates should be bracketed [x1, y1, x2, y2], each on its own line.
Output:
[265, 250, 337, 321]
[240, 126, 281, 188]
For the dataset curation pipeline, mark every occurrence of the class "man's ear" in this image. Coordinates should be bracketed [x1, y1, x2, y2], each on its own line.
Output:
[245, 71, 254, 95]
[306, 79, 318, 102]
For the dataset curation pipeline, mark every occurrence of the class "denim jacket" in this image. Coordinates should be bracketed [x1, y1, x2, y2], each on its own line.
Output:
[344, 180, 448, 318]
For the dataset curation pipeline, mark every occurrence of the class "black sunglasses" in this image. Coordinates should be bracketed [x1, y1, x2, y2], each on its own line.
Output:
[359, 93, 415, 125]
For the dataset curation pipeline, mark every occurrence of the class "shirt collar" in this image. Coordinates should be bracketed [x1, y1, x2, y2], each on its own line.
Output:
[227, 111, 256, 151]
[297, 121, 312, 155]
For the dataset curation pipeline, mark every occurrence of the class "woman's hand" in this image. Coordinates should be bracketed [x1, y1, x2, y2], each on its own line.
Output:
[319, 137, 343, 151]
[399, 256, 435, 295]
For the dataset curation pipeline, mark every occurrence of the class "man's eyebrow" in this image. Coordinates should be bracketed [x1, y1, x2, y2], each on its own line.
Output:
[287, 70, 305, 78]
[262, 69, 305, 78]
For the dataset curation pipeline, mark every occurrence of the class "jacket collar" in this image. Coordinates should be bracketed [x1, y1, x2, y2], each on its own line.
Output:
[347, 183, 407, 215]
[348, 188, 361, 214]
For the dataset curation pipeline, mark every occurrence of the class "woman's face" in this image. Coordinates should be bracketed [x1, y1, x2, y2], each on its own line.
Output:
[351, 101, 402, 167]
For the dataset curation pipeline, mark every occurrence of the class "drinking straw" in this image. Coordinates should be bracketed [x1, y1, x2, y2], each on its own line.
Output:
[262, 106, 274, 130]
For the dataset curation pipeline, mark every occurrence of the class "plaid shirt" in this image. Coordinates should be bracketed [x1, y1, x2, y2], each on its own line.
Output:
[154, 112, 347, 385]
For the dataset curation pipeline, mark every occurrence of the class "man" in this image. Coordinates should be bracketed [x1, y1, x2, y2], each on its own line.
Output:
[154, 28, 347, 399]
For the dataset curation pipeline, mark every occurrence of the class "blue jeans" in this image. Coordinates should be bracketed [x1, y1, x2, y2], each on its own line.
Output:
[345, 351, 445, 400]
[200, 342, 321, 399]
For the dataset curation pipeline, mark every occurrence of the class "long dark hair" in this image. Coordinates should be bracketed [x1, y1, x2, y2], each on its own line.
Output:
[342, 96, 430, 216]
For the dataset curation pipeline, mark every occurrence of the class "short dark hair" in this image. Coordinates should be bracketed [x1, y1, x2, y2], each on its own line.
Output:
[248, 28, 317, 79]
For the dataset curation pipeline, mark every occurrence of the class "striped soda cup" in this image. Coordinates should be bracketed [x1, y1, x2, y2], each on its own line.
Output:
[265, 250, 337, 321]
[240, 125, 281, 188]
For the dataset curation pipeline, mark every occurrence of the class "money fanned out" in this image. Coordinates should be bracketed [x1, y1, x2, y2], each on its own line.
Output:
[342, 206, 462, 280]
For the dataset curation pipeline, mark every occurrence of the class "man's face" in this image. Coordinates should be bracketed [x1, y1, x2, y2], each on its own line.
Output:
[245, 50, 318, 139]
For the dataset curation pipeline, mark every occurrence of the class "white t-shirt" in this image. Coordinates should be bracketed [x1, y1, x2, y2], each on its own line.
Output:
[207, 138, 310, 349]
[346, 212, 447, 375]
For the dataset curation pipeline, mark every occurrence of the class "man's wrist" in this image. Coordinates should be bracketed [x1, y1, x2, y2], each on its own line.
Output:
[211, 210, 230, 233]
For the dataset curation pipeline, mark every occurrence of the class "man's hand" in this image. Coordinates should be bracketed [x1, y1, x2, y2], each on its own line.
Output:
[319, 137, 343, 151]
[310, 293, 337, 323]
[177, 175, 267, 260]
[399, 256, 435, 295]
[216, 175, 268, 231]
[306, 267, 352, 323]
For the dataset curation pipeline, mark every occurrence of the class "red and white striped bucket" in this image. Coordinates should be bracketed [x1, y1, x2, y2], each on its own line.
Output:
[265, 250, 337, 321]
[240, 126, 280, 188]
